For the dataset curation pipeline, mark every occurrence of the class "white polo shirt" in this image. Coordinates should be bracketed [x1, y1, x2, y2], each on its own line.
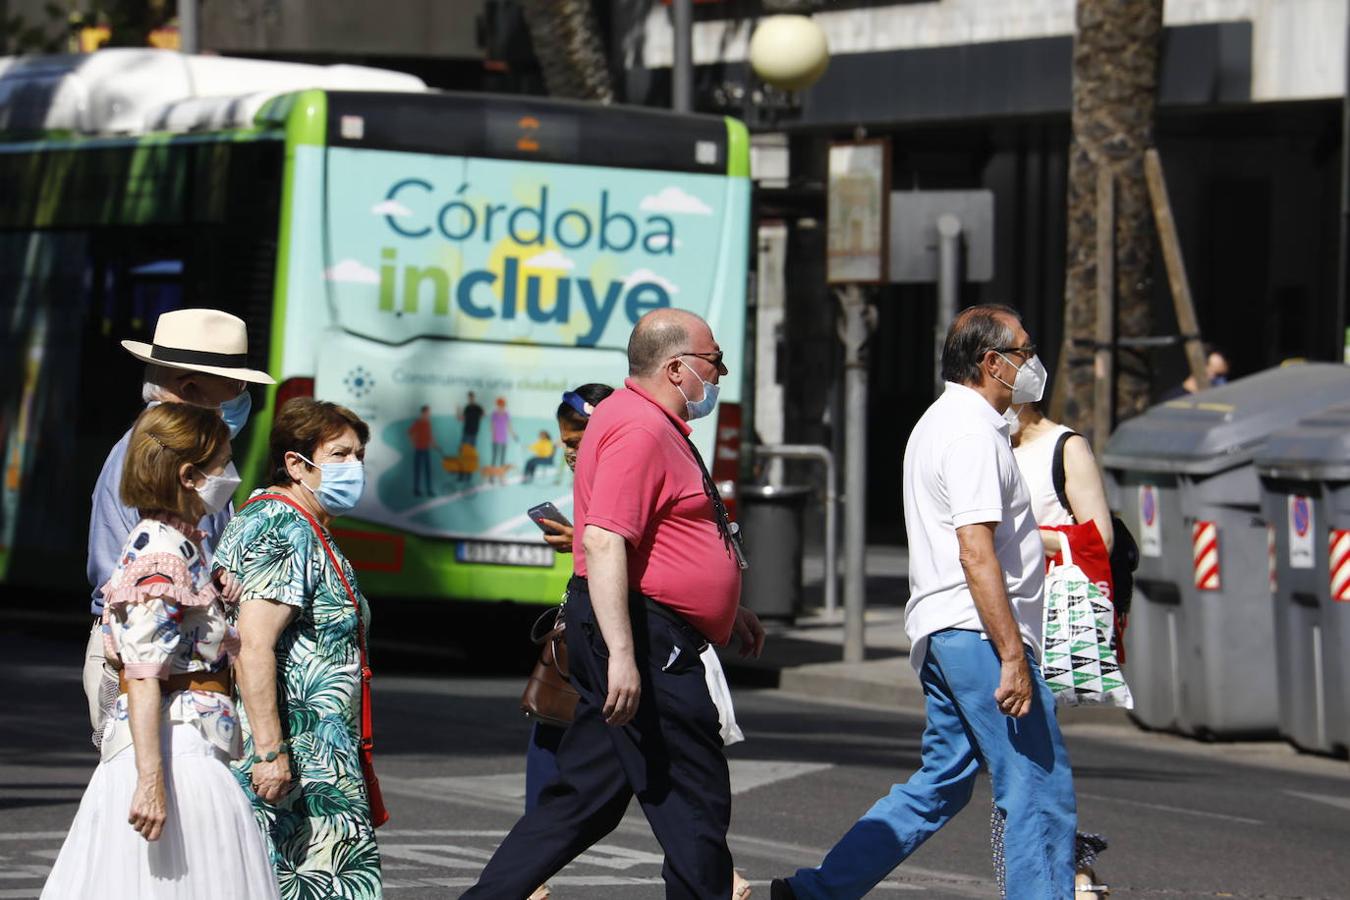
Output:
[903, 381, 1046, 670]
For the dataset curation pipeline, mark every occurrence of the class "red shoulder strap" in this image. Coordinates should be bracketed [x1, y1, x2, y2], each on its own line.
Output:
[243, 493, 375, 750]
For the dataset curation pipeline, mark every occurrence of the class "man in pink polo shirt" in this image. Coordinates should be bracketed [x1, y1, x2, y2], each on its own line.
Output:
[462, 308, 766, 900]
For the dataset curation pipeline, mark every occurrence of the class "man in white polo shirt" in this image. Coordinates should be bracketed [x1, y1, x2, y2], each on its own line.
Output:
[775, 305, 1077, 900]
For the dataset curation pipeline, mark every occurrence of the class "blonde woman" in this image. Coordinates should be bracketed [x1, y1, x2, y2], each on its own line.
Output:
[43, 403, 278, 899]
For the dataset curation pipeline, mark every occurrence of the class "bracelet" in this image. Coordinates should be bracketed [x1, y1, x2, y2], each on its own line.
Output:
[249, 741, 291, 765]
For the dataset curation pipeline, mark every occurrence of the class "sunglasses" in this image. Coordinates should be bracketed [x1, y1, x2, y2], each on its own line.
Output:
[992, 344, 1037, 360]
[677, 350, 728, 373]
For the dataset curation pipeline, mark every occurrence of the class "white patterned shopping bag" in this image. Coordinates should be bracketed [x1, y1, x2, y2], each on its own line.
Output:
[1041, 540, 1133, 708]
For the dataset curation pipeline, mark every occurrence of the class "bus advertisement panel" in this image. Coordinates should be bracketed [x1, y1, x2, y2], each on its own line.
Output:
[288, 135, 749, 599]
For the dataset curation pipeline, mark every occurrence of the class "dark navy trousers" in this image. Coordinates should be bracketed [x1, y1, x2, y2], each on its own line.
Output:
[460, 580, 733, 899]
[523, 721, 565, 814]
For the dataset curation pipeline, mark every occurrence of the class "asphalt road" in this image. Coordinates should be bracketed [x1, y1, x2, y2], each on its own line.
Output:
[3, 624, 1349, 899]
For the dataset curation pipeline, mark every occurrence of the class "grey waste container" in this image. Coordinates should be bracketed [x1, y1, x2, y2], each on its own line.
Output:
[1256, 404, 1350, 756]
[738, 484, 811, 621]
[1102, 363, 1350, 738]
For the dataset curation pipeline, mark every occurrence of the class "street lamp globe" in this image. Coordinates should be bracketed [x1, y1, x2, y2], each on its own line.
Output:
[748, 14, 829, 92]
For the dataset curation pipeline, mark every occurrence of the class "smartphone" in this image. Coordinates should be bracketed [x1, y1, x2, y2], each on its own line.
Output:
[528, 501, 571, 531]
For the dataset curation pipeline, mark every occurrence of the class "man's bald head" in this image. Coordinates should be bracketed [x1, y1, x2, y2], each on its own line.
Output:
[628, 308, 708, 377]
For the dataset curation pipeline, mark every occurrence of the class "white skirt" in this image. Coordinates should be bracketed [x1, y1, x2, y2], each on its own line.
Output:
[41, 722, 280, 900]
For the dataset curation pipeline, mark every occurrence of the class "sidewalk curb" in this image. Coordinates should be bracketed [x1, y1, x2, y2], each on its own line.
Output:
[720, 647, 928, 716]
[777, 659, 926, 712]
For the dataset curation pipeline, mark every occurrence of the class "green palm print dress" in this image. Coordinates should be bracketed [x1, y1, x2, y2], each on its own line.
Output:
[215, 491, 382, 900]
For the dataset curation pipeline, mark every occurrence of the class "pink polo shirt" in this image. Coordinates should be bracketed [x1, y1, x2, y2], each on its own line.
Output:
[572, 379, 741, 644]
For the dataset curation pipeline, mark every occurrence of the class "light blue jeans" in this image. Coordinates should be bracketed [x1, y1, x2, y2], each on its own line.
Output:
[788, 628, 1077, 900]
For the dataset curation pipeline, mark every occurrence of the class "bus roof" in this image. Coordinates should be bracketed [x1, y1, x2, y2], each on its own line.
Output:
[0, 49, 426, 137]
[324, 91, 743, 175]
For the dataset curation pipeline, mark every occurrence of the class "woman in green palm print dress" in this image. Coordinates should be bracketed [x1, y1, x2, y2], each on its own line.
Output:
[216, 399, 381, 899]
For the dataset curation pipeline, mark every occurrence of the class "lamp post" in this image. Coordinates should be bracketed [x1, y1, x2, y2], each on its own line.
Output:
[180, 0, 199, 54]
[748, 13, 829, 94]
[672, 0, 692, 112]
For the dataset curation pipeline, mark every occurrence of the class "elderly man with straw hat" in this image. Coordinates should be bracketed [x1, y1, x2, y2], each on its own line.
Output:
[82, 309, 275, 745]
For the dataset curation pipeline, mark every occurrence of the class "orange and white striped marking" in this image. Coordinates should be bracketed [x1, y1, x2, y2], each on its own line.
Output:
[1330, 529, 1350, 601]
[1192, 521, 1220, 591]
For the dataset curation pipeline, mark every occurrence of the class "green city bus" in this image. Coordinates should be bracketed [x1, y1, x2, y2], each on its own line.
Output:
[0, 52, 751, 607]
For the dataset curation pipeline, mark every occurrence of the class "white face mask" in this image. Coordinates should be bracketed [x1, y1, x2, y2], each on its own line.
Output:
[1003, 404, 1022, 435]
[995, 353, 1047, 405]
[195, 461, 241, 515]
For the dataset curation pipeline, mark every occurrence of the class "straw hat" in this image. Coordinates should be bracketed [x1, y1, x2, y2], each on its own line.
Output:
[121, 309, 275, 384]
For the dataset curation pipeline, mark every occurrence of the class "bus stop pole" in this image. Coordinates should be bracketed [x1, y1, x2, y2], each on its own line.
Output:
[179, 0, 199, 54]
[672, 0, 693, 112]
[935, 214, 962, 397]
[837, 285, 875, 664]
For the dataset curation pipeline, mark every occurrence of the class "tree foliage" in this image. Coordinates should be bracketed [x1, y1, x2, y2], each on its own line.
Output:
[2, 3, 68, 54]
[2, 0, 174, 54]
[519, 0, 614, 102]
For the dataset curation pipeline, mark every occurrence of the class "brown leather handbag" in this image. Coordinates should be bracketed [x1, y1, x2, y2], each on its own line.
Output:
[520, 605, 579, 727]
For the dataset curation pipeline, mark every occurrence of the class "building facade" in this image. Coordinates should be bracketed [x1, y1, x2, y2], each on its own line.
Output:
[619, 0, 1349, 538]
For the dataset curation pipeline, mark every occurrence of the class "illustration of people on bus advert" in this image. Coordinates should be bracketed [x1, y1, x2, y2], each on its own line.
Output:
[308, 149, 745, 543]
[372, 375, 586, 540]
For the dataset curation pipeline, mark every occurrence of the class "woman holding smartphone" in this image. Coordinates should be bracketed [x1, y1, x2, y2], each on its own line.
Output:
[525, 383, 750, 899]
[518, 384, 612, 900]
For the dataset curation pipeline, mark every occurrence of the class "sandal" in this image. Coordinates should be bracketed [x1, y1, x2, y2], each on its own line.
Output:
[527, 885, 551, 900]
[1075, 868, 1110, 899]
[733, 870, 752, 899]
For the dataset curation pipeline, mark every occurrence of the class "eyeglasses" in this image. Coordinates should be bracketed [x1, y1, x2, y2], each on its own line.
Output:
[992, 344, 1037, 359]
[677, 350, 728, 373]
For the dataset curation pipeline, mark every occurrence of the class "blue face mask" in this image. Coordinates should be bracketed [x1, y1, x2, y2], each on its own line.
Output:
[295, 452, 366, 515]
[677, 359, 720, 420]
[219, 390, 252, 439]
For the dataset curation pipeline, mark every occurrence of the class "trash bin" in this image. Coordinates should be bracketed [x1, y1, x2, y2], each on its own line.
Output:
[1102, 363, 1350, 739]
[1102, 468, 1186, 731]
[738, 484, 811, 621]
[1256, 404, 1350, 756]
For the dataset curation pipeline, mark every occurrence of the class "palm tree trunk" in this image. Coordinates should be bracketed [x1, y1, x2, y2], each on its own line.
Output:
[1056, 0, 1164, 440]
[520, 0, 614, 103]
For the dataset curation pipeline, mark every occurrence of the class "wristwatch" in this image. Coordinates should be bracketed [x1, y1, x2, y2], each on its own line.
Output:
[250, 741, 291, 765]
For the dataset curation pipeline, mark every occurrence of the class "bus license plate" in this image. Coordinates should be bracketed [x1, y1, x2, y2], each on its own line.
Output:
[456, 541, 555, 568]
